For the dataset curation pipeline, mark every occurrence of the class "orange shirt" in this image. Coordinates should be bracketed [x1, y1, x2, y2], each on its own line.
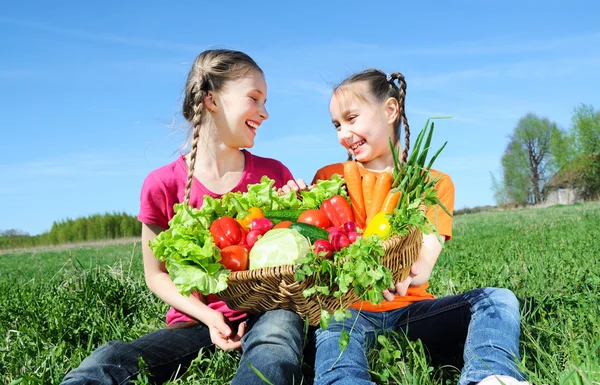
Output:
[311, 162, 455, 312]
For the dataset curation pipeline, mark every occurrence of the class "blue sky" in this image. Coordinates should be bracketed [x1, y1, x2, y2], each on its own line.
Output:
[1, 1, 599, 235]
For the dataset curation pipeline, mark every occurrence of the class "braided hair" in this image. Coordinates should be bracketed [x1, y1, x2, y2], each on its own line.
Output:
[181, 49, 262, 203]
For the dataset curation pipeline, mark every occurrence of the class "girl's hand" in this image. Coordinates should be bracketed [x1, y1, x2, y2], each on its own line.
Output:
[382, 233, 445, 301]
[382, 261, 423, 300]
[206, 311, 246, 350]
[278, 179, 308, 195]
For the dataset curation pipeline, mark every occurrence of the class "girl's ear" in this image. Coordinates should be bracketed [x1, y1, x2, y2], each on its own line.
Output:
[204, 91, 217, 113]
[384, 97, 400, 125]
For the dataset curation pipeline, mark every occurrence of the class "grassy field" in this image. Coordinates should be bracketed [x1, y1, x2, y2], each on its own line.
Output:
[1, 203, 599, 384]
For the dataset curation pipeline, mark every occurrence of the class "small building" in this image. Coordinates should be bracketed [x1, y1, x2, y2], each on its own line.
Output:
[543, 156, 596, 205]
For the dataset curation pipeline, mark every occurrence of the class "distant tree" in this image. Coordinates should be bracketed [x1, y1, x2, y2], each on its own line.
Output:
[494, 113, 561, 205]
[499, 136, 531, 205]
[569, 104, 600, 199]
[549, 125, 575, 170]
[571, 103, 600, 156]
[0, 229, 29, 237]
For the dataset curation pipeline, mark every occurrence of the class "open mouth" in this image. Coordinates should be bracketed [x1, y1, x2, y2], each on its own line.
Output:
[350, 139, 366, 151]
[246, 120, 259, 131]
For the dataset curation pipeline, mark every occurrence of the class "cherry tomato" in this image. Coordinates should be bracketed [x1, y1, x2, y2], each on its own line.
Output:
[273, 220, 293, 229]
[298, 209, 331, 229]
[220, 245, 249, 271]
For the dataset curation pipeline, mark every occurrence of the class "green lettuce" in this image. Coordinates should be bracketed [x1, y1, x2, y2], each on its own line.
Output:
[150, 203, 228, 295]
[236, 176, 301, 213]
[149, 175, 345, 296]
[300, 174, 347, 209]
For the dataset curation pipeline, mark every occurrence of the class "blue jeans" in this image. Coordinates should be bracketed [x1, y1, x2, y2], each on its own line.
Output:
[61, 309, 305, 385]
[314, 287, 526, 385]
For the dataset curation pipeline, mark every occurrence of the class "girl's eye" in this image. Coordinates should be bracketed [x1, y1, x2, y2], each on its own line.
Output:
[348, 115, 356, 122]
[249, 96, 258, 102]
[333, 123, 340, 131]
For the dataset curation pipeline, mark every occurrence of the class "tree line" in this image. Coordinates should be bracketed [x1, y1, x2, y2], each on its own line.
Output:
[0, 212, 141, 250]
[493, 103, 600, 206]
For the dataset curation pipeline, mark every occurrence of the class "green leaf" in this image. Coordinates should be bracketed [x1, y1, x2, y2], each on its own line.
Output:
[339, 330, 350, 352]
[320, 310, 332, 330]
[300, 174, 347, 209]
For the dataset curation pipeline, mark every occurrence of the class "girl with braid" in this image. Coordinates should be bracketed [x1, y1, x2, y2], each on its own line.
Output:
[61, 49, 308, 385]
[311, 69, 529, 385]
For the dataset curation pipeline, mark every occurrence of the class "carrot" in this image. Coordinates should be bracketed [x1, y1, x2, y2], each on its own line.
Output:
[370, 171, 393, 219]
[362, 172, 377, 224]
[343, 161, 366, 228]
[380, 191, 401, 214]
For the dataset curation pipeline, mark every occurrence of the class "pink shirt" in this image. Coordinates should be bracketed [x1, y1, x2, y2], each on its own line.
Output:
[138, 150, 294, 325]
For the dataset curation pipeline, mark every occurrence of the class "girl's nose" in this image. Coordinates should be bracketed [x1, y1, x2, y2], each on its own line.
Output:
[259, 104, 269, 120]
[339, 126, 353, 141]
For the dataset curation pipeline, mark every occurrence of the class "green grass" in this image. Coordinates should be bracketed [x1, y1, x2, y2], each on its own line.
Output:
[1, 203, 599, 384]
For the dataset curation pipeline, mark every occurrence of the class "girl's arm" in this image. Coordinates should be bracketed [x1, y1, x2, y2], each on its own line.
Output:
[383, 232, 445, 300]
[141, 223, 246, 350]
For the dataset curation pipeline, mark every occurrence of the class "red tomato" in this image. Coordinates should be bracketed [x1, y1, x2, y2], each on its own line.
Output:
[298, 209, 331, 229]
[220, 245, 249, 271]
[273, 220, 293, 229]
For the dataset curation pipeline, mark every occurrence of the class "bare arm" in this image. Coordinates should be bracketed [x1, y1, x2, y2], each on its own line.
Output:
[142, 223, 246, 349]
[383, 232, 445, 300]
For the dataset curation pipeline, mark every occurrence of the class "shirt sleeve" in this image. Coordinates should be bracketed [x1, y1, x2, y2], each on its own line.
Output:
[425, 172, 455, 241]
[311, 164, 344, 185]
[275, 162, 295, 189]
[138, 174, 170, 229]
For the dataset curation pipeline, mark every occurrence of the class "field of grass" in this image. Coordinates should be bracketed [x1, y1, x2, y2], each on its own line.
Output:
[1, 203, 599, 384]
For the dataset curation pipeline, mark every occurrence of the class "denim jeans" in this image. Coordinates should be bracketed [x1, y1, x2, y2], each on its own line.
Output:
[61, 309, 305, 385]
[314, 287, 526, 385]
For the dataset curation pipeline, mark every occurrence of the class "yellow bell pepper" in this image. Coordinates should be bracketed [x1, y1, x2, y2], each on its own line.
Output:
[237, 207, 264, 228]
[363, 212, 392, 239]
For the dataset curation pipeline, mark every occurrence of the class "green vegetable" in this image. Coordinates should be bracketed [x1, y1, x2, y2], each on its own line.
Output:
[388, 117, 453, 243]
[264, 209, 305, 222]
[300, 174, 347, 209]
[150, 203, 229, 296]
[239, 176, 302, 214]
[294, 236, 394, 327]
[288, 222, 329, 243]
[249, 228, 311, 269]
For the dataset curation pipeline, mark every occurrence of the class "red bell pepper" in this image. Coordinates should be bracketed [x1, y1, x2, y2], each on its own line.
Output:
[209, 216, 246, 249]
[320, 195, 355, 228]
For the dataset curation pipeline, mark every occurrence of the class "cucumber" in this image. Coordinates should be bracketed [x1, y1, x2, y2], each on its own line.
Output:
[263, 209, 305, 222]
[289, 222, 329, 243]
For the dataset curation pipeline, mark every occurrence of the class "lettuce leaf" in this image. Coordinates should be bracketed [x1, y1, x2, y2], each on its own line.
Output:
[150, 203, 228, 295]
[300, 174, 347, 209]
[234, 176, 301, 214]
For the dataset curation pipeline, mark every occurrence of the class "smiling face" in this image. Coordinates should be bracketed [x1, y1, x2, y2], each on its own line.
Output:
[330, 83, 397, 169]
[211, 69, 269, 149]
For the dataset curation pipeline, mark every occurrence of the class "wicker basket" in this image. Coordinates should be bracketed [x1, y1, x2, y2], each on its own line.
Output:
[181, 125, 423, 326]
[217, 225, 423, 326]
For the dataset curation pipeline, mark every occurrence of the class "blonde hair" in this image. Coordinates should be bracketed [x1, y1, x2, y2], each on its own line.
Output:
[181, 49, 262, 202]
[335, 69, 410, 163]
